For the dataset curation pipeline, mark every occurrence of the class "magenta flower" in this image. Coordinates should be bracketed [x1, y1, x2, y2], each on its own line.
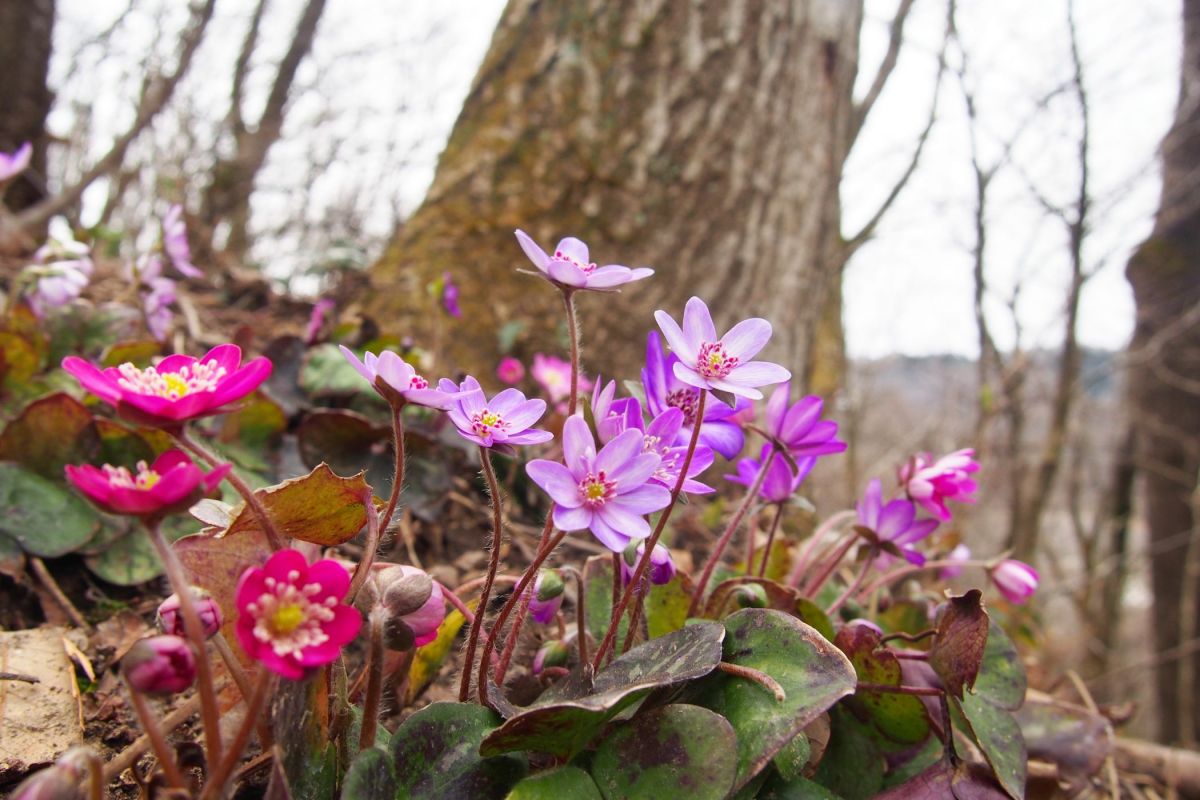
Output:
[939, 544, 972, 579]
[526, 415, 671, 551]
[527, 569, 565, 624]
[900, 448, 980, 521]
[62, 344, 271, 427]
[620, 542, 675, 586]
[305, 298, 335, 344]
[162, 204, 202, 278]
[122, 636, 196, 695]
[531, 353, 592, 405]
[0, 142, 31, 182]
[66, 450, 230, 518]
[157, 589, 223, 639]
[990, 559, 1039, 604]
[643, 332, 748, 459]
[515, 229, 653, 291]
[236, 549, 362, 680]
[857, 479, 939, 566]
[442, 376, 552, 450]
[496, 356, 525, 386]
[728, 446, 816, 505]
[441, 271, 462, 317]
[339, 346, 456, 409]
[763, 383, 846, 458]
[654, 296, 791, 401]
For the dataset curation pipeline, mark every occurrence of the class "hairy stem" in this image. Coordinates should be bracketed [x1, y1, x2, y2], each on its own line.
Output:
[787, 509, 856, 588]
[802, 535, 858, 599]
[494, 587, 533, 684]
[198, 669, 273, 800]
[826, 547, 877, 616]
[359, 611, 386, 750]
[461, 447, 505, 703]
[212, 632, 273, 751]
[561, 566, 589, 666]
[348, 493, 380, 605]
[175, 430, 284, 551]
[562, 289, 580, 416]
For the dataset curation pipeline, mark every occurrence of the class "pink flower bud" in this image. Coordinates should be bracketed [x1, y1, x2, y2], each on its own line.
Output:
[527, 570, 565, 624]
[939, 544, 972, 580]
[620, 542, 676, 586]
[156, 589, 223, 639]
[8, 766, 82, 800]
[122, 636, 196, 694]
[990, 559, 1039, 604]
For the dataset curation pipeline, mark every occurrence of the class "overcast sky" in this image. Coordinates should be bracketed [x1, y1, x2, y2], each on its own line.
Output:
[54, 0, 1181, 359]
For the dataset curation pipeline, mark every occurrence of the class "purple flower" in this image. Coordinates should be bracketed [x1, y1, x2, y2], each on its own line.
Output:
[527, 569, 565, 624]
[763, 383, 846, 458]
[643, 332, 748, 460]
[515, 230, 654, 291]
[620, 542, 675, 586]
[24, 224, 93, 317]
[496, 356, 525, 386]
[900, 449, 980, 521]
[340, 346, 457, 409]
[443, 376, 552, 449]
[857, 479, 939, 567]
[122, 636, 196, 695]
[305, 298, 335, 344]
[727, 445, 815, 505]
[990, 559, 1039, 604]
[526, 415, 671, 551]
[654, 296, 790, 400]
[130, 256, 177, 341]
[0, 142, 32, 182]
[531, 353, 592, 405]
[162, 204, 203, 278]
[939, 544, 972, 579]
[441, 271, 461, 317]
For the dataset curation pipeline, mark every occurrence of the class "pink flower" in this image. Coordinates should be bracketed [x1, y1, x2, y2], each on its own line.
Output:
[496, 356, 525, 386]
[162, 204, 203, 278]
[857, 478, 939, 567]
[531, 353, 592, 404]
[0, 142, 32, 182]
[620, 542, 676, 586]
[305, 298, 335, 344]
[900, 448, 980, 521]
[66, 450, 230, 518]
[990, 559, 1039, 604]
[441, 271, 461, 317]
[236, 549, 362, 680]
[442, 376, 552, 450]
[122, 636, 196, 695]
[515, 230, 653, 291]
[654, 296, 791, 400]
[763, 383, 846, 459]
[62, 344, 272, 427]
[527, 569, 565, 624]
[157, 589, 223, 639]
[526, 415, 670, 552]
[339, 346, 456, 409]
[380, 564, 445, 647]
[939, 544, 972, 579]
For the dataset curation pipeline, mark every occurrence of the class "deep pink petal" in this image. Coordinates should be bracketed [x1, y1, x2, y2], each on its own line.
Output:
[65, 465, 114, 505]
[304, 559, 352, 603]
[319, 604, 362, 646]
[235, 568, 268, 614]
[264, 549, 309, 585]
[201, 344, 244, 374]
[61, 357, 122, 404]
[211, 358, 272, 408]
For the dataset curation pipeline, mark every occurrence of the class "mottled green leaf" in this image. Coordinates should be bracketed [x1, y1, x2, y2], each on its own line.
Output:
[392, 702, 526, 799]
[972, 620, 1026, 710]
[0, 462, 97, 556]
[810, 708, 884, 800]
[84, 528, 162, 585]
[0, 393, 98, 480]
[504, 766, 601, 799]
[644, 570, 693, 638]
[834, 624, 931, 746]
[341, 747, 397, 800]
[954, 693, 1026, 800]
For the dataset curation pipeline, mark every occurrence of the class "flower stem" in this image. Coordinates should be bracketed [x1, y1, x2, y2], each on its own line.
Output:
[688, 450, 775, 617]
[126, 686, 187, 789]
[379, 404, 407, 533]
[802, 535, 858, 599]
[592, 392, 707, 670]
[461, 447, 505, 703]
[826, 547, 877, 616]
[198, 670, 273, 800]
[212, 632, 273, 751]
[348, 492, 380, 605]
[756, 504, 785, 579]
[560, 566, 589, 665]
[359, 610, 386, 751]
[786, 510, 855, 588]
[494, 588, 533, 684]
[436, 581, 476, 625]
[175, 431, 285, 551]
[855, 559, 989, 601]
[561, 289, 580, 416]
[144, 521, 223, 767]
[620, 573, 649, 654]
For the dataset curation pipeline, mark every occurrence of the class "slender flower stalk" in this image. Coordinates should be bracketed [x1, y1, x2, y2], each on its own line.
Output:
[802, 535, 859, 599]
[494, 588, 533, 684]
[563, 291, 581, 415]
[755, 503, 785, 579]
[124, 686, 187, 789]
[348, 491, 381, 605]
[855, 557, 993, 601]
[688, 448, 776, 616]
[593, 392, 707, 669]
[197, 670, 273, 800]
[826, 549, 879, 616]
[786, 509, 856, 588]
[176, 430, 285, 551]
[360, 610, 386, 750]
[462, 448, 506, 703]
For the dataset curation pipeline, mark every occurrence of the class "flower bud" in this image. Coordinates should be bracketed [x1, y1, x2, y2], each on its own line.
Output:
[376, 565, 444, 647]
[532, 640, 570, 675]
[734, 584, 768, 609]
[620, 542, 676, 586]
[383, 571, 434, 617]
[156, 588, 222, 639]
[990, 559, 1039, 605]
[528, 570, 565, 624]
[122, 635, 196, 695]
[382, 615, 416, 652]
[8, 766, 82, 800]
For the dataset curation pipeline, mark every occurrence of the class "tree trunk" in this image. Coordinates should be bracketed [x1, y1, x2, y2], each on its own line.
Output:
[1124, 0, 1200, 745]
[366, 0, 864, 384]
[0, 0, 55, 217]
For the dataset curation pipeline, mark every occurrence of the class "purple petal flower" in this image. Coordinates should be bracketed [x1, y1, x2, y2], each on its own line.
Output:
[305, 299, 335, 344]
[526, 416, 671, 551]
[642, 332, 749, 459]
[654, 297, 790, 401]
[441, 271, 461, 317]
[24, 223, 93, 317]
[939, 544, 972, 579]
[445, 376, 552, 449]
[162, 204, 203, 278]
[0, 142, 32, 182]
[727, 445, 815, 504]
[990, 559, 1039, 604]
[857, 478, 939, 568]
[620, 542, 676, 586]
[900, 448, 980, 521]
[531, 353, 592, 405]
[764, 382, 847, 459]
[514, 229, 654, 291]
[527, 569, 565, 624]
[339, 346, 458, 409]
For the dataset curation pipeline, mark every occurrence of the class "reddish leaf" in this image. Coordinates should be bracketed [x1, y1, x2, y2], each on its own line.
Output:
[0, 393, 98, 479]
[929, 590, 989, 700]
[834, 624, 931, 746]
[224, 463, 373, 546]
[874, 760, 1009, 799]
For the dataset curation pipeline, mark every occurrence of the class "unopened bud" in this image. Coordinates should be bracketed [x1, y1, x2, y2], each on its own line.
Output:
[382, 615, 415, 652]
[533, 640, 570, 675]
[156, 588, 222, 639]
[620, 542, 675, 586]
[377, 565, 445, 647]
[123, 635, 196, 695]
[734, 584, 768, 609]
[534, 569, 564, 602]
[8, 765, 82, 800]
[383, 571, 434, 617]
[528, 570, 564, 624]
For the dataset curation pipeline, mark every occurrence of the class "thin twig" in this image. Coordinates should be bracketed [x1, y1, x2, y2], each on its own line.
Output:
[30, 557, 89, 629]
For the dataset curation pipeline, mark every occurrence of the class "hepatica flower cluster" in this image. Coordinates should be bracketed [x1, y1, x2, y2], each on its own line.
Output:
[33, 222, 1043, 799]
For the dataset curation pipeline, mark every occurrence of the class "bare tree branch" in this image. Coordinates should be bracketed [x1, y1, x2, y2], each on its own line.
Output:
[228, 0, 271, 138]
[850, 0, 918, 146]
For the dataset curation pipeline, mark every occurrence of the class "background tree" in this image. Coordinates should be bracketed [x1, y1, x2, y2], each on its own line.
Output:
[0, 0, 55, 221]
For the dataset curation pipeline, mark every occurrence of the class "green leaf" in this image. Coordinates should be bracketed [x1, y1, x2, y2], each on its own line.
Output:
[480, 621, 726, 759]
[644, 571, 693, 638]
[219, 391, 286, 448]
[0, 332, 40, 388]
[274, 677, 339, 800]
[833, 624, 931, 746]
[590, 705, 737, 800]
[690, 609, 857, 792]
[94, 419, 166, 467]
[972, 620, 1026, 710]
[772, 734, 811, 782]
[0, 462, 97, 557]
[794, 599, 835, 643]
[391, 702, 526, 799]
[302, 344, 377, 398]
[224, 463, 372, 546]
[876, 600, 933, 646]
[928, 590, 988, 699]
[297, 410, 394, 499]
[810, 708, 884, 800]
[702, 577, 797, 619]
[504, 766, 601, 799]
[0, 532, 26, 578]
[0, 393, 99, 480]
[84, 528, 163, 585]
[583, 554, 628, 645]
[954, 693, 1026, 800]
[342, 747, 398, 800]
[100, 340, 161, 368]
[758, 772, 844, 799]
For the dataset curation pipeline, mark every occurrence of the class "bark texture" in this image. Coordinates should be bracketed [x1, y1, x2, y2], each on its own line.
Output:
[1124, 0, 1200, 745]
[0, 0, 55, 215]
[367, 0, 864, 383]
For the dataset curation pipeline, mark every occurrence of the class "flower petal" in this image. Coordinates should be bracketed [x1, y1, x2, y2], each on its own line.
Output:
[596, 503, 651, 541]
[561, 415, 594, 476]
[547, 259, 587, 286]
[554, 237, 589, 265]
[588, 513, 633, 552]
[654, 310, 697, 364]
[682, 296, 717, 347]
[554, 504, 593, 531]
[612, 483, 671, 515]
[720, 318, 772, 361]
[339, 346, 375, 383]
[725, 360, 790, 389]
[594, 428, 645, 477]
[527, 460, 582, 507]
[62, 357, 122, 404]
[515, 229, 550, 271]
[585, 265, 633, 288]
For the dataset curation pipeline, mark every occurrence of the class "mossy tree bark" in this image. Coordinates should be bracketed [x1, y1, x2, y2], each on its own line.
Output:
[0, 0, 55, 217]
[1124, 0, 1200, 745]
[366, 0, 866, 387]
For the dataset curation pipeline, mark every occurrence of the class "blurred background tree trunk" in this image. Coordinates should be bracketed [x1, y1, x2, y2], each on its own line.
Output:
[1124, 0, 1200, 746]
[365, 0, 869, 388]
[0, 0, 55, 219]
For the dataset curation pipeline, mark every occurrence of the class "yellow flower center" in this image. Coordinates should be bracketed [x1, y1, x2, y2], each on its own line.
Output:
[480, 412, 500, 427]
[586, 483, 607, 501]
[270, 604, 306, 635]
[104, 460, 162, 491]
[162, 373, 191, 397]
